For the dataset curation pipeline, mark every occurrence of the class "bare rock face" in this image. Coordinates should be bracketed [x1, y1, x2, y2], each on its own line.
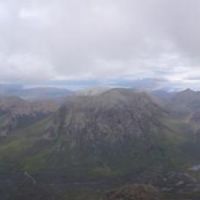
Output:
[105, 184, 161, 200]
[41, 89, 172, 178]
[46, 88, 163, 144]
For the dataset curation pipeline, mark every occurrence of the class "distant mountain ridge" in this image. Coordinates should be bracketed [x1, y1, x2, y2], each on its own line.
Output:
[0, 96, 60, 136]
[0, 84, 73, 100]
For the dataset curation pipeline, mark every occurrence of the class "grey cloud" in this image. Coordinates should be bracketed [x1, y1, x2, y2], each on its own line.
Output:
[0, 0, 199, 86]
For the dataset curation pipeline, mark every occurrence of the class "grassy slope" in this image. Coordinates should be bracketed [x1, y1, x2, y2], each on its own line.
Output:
[0, 114, 191, 178]
[0, 115, 200, 199]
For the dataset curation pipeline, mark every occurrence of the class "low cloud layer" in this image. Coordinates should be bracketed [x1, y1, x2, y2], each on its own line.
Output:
[0, 0, 200, 87]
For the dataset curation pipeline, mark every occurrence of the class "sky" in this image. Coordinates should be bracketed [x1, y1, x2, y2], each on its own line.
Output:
[0, 0, 200, 89]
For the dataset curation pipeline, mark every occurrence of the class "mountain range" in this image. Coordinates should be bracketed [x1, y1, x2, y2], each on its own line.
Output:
[0, 88, 200, 199]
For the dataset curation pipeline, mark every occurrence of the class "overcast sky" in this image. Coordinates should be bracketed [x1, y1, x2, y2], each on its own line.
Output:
[0, 0, 200, 88]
